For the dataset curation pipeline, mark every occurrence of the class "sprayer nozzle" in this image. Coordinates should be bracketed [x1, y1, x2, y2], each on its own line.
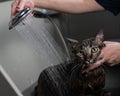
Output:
[9, 26, 13, 30]
[8, 7, 31, 30]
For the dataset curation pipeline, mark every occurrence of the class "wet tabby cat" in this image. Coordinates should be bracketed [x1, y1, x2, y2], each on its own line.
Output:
[35, 29, 110, 96]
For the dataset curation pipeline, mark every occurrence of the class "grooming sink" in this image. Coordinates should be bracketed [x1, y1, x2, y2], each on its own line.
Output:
[0, 1, 120, 96]
[0, 1, 68, 96]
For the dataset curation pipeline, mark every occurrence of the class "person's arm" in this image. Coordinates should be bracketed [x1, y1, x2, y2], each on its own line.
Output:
[34, 0, 104, 14]
[11, 0, 105, 17]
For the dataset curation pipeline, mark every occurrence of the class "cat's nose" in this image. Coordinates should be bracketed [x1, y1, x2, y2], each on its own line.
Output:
[87, 57, 91, 61]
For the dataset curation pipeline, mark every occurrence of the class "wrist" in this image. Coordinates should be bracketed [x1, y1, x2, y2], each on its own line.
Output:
[33, 0, 39, 7]
[33, 0, 49, 8]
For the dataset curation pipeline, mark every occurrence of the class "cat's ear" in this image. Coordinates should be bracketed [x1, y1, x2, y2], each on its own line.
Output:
[66, 38, 79, 43]
[95, 28, 104, 44]
[66, 38, 80, 52]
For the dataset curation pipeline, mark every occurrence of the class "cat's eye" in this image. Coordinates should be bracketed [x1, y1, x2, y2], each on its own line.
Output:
[76, 52, 83, 57]
[91, 47, 99, 53]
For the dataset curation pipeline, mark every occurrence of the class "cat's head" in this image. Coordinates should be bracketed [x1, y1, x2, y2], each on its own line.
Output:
[67, 28, 105, 65]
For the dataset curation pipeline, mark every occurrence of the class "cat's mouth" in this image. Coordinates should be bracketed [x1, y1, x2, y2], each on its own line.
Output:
[85, 59, 94, 65]
[86, 60, 92, 64]
[85, 56, 98, 65]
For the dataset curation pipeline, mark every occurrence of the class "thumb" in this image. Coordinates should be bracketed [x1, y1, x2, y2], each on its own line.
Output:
[82, 58, 105, 73]
[16, 0, 26, 11]
[25, 0, 34, 13]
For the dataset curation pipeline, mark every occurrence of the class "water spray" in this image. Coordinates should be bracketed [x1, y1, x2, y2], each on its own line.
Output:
[8, 7, 71, 61]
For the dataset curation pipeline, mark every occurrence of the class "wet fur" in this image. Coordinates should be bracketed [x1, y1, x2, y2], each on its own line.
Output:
[34, 29, 110, 96]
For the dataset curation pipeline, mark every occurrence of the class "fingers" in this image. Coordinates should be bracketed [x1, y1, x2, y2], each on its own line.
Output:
[11, 0, 26, 18]
[82, 58, 105, 73]
[26, 0, 34, 13]
[104, 41, 110, 44]
[11, 0, 19, 18]
[17, 0, 26, 11]
[104, 41, 113, 44]
[11, 0, 34, 18]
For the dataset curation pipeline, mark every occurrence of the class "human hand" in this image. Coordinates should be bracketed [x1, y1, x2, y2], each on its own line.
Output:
[11, 0, 34, 18]
[83, 41, 120, 73]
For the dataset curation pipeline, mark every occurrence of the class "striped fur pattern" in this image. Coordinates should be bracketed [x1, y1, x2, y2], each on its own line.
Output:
[35, 29, 110, 96]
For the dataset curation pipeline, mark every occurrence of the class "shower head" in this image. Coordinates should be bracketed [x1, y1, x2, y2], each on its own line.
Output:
[9, 7, 31, 30]
[8, 7, 60, 30]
